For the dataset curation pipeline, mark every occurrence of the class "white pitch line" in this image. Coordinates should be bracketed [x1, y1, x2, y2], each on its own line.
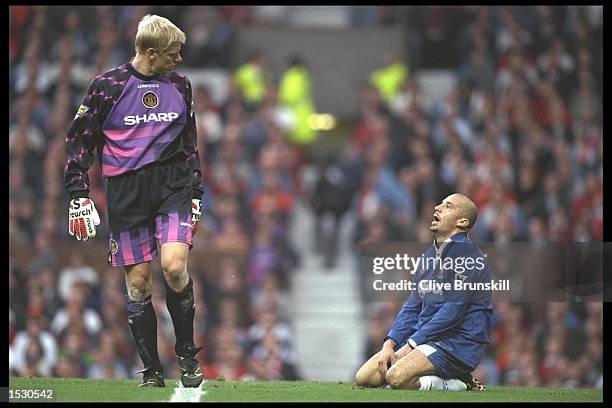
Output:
[169, 381, 207, 403]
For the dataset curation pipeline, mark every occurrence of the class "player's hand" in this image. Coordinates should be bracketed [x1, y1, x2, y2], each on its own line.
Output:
[394, 343, 414, 360]
[68, 198, 100, 241]
[377, 346, 397, 376]
[191, 198, 202, 236]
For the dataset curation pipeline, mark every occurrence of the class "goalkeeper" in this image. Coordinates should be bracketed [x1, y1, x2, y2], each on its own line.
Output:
[356, 194, 492, 391]
[64, 15, 203, 388]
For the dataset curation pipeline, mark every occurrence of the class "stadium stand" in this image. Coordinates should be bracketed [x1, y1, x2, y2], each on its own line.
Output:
[9, 6, 602, 388]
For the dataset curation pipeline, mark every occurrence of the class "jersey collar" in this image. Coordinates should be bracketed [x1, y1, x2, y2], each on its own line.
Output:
[127, 61, 162, 81]
[433, 231, 469, 253]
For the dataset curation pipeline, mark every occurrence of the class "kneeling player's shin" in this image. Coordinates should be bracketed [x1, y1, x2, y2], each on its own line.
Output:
[127, 296, 163, 373]
[165, 277, 196, 355]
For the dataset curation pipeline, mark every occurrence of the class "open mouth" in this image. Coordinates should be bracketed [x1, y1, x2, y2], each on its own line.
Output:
[433, 214, 440, 222]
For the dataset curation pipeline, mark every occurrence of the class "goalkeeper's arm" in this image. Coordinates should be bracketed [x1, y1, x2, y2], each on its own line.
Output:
[65, 76, 105, 200]
[64, 77, 105, 241]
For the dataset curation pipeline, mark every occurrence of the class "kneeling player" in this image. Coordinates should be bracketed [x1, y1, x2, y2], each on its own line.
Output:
[355, 194, 491, 391]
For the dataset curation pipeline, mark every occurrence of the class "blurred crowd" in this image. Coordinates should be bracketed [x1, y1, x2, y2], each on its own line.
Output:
[9, 5, 306, 382]
[343, 6, 603, 389]
[363, 301, 603, 388]
[9, 5, 603, 388]
[332, 5, 603, 248]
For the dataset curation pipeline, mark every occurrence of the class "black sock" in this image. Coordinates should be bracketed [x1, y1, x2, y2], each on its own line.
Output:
[126, 295, 163, 373]
[165, 277, 196, 356]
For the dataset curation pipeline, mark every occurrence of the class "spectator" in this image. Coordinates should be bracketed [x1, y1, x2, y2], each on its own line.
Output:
[57, 330, 91, 378]
[249, 330, 300, 380]
[370, 52, 409, 106]
[10, 317, 58, 377]
[57, 252, 99, 304]
[204, 342, 248, 380]
[8, 5, 603, 388]
[246, 303, 294, 355]
[310, 156, 355, 267]
[279, 54, 317, 146]
[50, 282, 103, 339]
[87, 332, 129, 379]
[251, 273, 292, 322]
[233, 50, 270, 111]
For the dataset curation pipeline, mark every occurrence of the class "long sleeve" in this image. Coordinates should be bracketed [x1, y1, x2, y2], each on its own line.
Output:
[408, 300, 469, 347]
[64, 77, 105, 199]
[385, 285, 422, 346]
[183, 78, 203, 199]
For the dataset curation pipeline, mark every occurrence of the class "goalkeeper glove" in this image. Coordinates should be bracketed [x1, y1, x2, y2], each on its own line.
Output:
[68, 198, 100, 241]
[192, 198, 202, 236]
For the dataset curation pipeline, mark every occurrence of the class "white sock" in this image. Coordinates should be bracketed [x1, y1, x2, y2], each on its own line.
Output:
[419, 375, 467, 391]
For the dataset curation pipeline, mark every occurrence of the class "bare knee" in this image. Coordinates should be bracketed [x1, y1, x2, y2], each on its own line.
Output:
[355, 368, 370, 387]
[163, 260, 185, 280]
[386, 368, 419, 390]
[126, 275, 152, 301]
[162, 257, 188, 289]
[355, 365, 383, 387]
[385, 367, 413, 389]
[385, 369, 401, 389]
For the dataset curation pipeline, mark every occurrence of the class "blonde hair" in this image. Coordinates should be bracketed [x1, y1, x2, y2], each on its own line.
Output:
[134, 14, 186, 55]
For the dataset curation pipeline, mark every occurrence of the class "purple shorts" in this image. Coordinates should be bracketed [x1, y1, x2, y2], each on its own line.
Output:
[108, 212, 192, 266]
[106, 159, 195, 267]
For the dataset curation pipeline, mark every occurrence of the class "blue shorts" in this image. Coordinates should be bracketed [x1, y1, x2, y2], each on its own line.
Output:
[410, 343, 473, 380]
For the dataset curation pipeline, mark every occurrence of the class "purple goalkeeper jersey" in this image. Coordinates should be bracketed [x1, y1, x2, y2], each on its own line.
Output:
[64, 62, 203, 199]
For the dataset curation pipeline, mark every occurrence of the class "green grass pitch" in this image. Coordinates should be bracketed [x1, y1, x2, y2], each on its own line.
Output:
[8, 377, 603, 403]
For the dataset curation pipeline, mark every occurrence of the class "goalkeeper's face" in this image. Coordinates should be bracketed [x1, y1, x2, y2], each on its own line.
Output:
[151, 42, 183, 74]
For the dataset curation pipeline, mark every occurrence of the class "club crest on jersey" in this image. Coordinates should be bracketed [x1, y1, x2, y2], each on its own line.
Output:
[74, 105, 90, 119]
[110, 239, 118, 254]
[142, 91, 159, 108]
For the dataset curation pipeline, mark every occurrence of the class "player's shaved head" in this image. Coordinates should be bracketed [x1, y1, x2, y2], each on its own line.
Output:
[450, 193, 478, 230]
